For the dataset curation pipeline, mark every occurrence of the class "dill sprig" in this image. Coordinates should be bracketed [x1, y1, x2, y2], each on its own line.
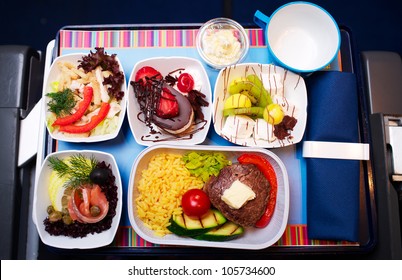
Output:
[46, 88, 77, 117]
[48, 154, 98, 188]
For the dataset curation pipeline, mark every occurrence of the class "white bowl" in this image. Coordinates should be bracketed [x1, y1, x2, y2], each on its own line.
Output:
[33, 150, 122, 249]
[127, 57, 212, 146]
[213, 63, 307, 148]
[128, 144, 289, 250]
[43, 53, 127, 143]
[196, 18, 249, 69]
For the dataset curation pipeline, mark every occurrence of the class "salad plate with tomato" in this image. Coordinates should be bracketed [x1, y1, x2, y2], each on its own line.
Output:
[127, 57, 212, 146]
[43, 48, 127, 143]
[128, 144, 289, 250]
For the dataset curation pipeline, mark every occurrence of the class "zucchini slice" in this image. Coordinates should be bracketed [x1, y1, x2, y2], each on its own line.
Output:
[193, 221, 244, 241]
[167, 209, 227, 237]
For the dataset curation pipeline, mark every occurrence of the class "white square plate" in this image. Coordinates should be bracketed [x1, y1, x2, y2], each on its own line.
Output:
[213, 63, 307, 148]
[43, 53, 127, 143]
[127, 57, 212, 146]
[33, 150, 122, 249]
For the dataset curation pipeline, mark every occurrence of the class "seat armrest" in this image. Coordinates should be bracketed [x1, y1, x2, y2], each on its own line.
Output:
[0, 45, 43, 259]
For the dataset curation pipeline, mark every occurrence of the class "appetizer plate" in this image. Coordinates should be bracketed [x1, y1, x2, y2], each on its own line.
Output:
[127, 57, 212, 146]
[128, 144, 289, 250]
[213, 63, 307, 148]
[33, 150, 122, 249]
[43, 53, 127, 143]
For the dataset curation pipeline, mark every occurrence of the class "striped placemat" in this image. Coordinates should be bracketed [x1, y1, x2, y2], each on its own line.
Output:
[110, 225, 357, 247]
[59, 28, 266, 49]
[57, 28, 353, 248]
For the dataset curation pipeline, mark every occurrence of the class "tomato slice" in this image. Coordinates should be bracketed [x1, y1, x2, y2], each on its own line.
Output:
[181, 189, 210, 218]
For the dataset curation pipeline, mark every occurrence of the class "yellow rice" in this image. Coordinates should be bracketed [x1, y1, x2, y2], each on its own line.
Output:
[135, 153, 204, 236]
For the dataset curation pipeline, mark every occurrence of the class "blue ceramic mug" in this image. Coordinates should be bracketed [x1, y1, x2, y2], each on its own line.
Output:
[254, 1, 341, 73]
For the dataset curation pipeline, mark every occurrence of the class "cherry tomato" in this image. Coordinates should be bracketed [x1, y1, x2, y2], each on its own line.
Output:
[181, 189, 210, 218]
[177, 73, 195, 93]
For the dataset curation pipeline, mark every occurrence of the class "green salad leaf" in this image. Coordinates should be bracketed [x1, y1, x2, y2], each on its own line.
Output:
[182, 152, 231, 182]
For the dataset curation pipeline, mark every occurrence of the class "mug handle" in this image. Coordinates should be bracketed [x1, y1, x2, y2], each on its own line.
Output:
[254, 10, 270, 29]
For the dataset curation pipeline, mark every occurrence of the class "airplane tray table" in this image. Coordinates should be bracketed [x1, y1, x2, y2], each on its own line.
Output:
[36, 24, 376, 258]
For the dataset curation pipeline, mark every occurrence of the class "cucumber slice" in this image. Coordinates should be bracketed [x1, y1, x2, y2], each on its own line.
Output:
[193, 221, 244, 241]
[167, 209, 227, 237]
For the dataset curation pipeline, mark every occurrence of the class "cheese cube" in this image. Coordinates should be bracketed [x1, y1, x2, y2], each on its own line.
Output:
[221, 180, 256, 209]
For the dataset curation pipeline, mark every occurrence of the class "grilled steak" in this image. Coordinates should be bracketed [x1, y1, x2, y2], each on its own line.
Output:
[204, 163, 270, 227]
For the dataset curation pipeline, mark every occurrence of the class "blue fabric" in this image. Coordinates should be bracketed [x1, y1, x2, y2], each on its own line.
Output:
[304, 71, 360, 242]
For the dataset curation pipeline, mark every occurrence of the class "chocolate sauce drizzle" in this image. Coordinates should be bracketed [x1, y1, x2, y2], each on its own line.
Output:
[130, 76, 163, 135]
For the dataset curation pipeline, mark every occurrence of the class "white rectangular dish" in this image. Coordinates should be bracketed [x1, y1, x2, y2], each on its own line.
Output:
[43, 52, 127, 143]
[127, 57, 212, 146]
[33, 150, 123, 249]
[128, 144, 289, 250]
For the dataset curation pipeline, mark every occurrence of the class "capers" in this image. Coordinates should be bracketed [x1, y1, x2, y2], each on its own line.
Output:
[47, 204, 73, 225]
[90, 205, 101, 217]
[64, 186, 73, 196]
[48, 211, 62, 222]
[47, 205, 55, 214]
[61, 196, 69, 208]
[62, 215, 73, 225]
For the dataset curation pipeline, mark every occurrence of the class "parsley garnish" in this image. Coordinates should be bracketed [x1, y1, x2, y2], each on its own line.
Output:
[48, 154, 98, 188]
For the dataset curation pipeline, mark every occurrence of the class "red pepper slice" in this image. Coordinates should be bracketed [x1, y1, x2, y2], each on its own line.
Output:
[58, 102, 110, 134]
[52, 86, 94, 126]
[237, 153, 277, 228]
